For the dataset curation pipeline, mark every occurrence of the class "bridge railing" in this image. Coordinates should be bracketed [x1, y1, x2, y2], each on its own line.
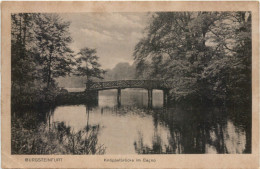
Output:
[86, 80, 174, 90]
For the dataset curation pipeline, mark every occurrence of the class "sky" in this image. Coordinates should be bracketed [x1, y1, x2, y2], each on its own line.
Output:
[60, 13, 151, 69]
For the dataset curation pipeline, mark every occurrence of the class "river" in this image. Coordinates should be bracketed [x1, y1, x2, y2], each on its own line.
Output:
[45, 88, 250, 154]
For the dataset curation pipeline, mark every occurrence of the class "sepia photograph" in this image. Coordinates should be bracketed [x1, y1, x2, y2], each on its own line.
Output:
[2, 1, 259, 169]
[11, 11, 252, 155]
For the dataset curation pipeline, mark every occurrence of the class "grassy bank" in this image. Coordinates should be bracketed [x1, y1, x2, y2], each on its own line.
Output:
[11, 116, 105, 155]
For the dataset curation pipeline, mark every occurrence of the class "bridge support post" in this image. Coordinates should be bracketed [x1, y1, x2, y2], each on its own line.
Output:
[117, 88, 121, 107]
[163, 89, 170, 107]
[148, 89, 153, 108]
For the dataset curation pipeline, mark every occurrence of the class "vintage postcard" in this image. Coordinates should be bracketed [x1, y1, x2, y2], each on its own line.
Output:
[1, 1, 259, 169]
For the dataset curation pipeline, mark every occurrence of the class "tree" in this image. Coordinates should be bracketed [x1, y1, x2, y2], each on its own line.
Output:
[133, 12, 251, 105]
[134, 12, 221, 100]
[102, 62, 136, 81]
[74, 47, 105, 82]
[33, 14, 74, 88]
[11, 13, 75, 104]
[202, 12, 251, 105]
[11, 13, 37, 94]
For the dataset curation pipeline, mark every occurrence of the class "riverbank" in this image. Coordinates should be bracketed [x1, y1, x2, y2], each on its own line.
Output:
[12, 114, 105, 154]
[55, 91, 98, 105]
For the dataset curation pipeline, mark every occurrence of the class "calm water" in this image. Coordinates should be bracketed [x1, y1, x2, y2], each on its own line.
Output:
[47, 89, 250, 154]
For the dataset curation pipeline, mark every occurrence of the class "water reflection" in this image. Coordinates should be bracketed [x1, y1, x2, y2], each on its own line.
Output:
[134, 107, 248, 154]
[48, 89, 250, 154]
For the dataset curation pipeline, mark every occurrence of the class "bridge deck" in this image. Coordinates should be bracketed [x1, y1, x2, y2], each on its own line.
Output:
[86, 80, 174, 91]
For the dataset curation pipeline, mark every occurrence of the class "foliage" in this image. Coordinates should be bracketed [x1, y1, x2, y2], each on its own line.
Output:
[133, 12, 251, 105]
[56, 62, 136, 88]
[74, 47, 105, 82]
[11, 14, 39, 103]
[103, 62, 136, 81]
[11, 13, 75, 105]
[11, 117, 105, 154]
[11, 13, 107, 106]
[33, 14, 74, 88]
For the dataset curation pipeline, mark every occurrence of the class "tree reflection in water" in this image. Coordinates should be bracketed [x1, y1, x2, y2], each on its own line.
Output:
[133, 106, 250, 154]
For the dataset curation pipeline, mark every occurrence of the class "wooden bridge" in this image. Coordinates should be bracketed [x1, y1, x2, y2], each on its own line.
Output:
[85, 80, 173, 107]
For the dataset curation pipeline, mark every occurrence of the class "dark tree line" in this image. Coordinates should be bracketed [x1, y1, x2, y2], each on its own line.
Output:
[12, 12, 251, 107]
[134, 12, 251, 106]
[11, 13, 105, 105]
